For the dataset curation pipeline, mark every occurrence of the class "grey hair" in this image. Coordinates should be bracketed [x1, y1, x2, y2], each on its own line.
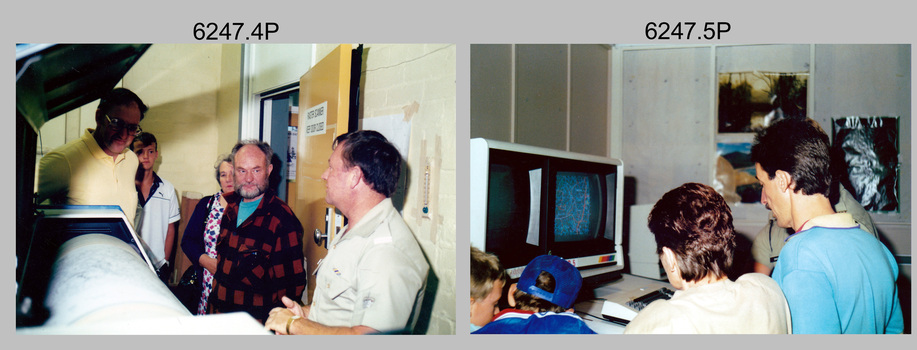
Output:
[230, 140, 273, 166]
[213, 153, 232, 184]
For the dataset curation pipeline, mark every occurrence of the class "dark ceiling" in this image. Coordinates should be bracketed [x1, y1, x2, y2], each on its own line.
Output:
[16, 44, 151, 133]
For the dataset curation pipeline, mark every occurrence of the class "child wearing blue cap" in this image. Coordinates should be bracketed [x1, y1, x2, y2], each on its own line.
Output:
[473, 254, 595, 334]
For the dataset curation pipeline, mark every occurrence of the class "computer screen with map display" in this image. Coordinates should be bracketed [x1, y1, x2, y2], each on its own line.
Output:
[554, 171, 603, 242]
[471, 138, 624, 285]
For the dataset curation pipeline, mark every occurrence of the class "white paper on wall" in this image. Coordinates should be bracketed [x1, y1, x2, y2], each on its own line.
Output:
[287, 126, 297, 180]
[362, 114, 411, 159]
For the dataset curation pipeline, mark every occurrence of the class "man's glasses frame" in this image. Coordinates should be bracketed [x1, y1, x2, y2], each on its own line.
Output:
[105, 114, 142, 136]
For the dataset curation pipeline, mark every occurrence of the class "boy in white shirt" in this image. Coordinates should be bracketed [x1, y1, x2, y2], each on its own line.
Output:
[132, 132, 181, 283]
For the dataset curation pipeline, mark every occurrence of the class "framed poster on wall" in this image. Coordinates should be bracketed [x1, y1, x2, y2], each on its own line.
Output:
[832, 116, 900, 212]
[717, 71, 808, 133]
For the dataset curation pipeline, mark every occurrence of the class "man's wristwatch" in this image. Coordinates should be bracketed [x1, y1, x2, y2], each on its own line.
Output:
[286, 315, 300, 334]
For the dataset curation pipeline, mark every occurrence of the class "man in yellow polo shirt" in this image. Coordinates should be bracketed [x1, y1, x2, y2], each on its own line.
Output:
[36, 88, 148, 226]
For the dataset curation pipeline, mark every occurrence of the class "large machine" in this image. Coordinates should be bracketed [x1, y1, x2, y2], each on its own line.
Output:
[17, 206, 188, 328]
[15, 44, 266, 334]
[15, 206, 267, 334]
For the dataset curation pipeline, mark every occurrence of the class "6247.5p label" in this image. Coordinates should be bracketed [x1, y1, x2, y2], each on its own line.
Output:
[645, 22, 731, 40]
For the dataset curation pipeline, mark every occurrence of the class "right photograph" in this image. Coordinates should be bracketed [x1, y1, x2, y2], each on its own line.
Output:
[468, 44, 910, 334]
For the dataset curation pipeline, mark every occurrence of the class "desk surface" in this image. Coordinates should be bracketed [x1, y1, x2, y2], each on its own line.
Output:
[17, 312, 269, 335]
[574, 273, 673, 334]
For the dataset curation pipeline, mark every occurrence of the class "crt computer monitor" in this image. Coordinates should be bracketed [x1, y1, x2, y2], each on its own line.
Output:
[554, 171, 604, 242]
[470, 138, 624, 285]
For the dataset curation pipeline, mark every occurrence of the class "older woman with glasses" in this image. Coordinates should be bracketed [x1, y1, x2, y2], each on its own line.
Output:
[179, 154, 234, 314]
[624, 183, 792, 334]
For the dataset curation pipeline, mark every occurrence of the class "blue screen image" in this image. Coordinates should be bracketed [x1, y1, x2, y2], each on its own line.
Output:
[554, 172, 602, 242]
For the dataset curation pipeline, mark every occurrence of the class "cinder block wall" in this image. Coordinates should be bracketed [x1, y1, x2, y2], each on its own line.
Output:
[347, 43, 457, 335]
[122, 44, 229, 198]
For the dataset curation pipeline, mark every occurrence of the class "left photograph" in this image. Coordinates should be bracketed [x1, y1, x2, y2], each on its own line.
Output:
[16, 43, 456, 335]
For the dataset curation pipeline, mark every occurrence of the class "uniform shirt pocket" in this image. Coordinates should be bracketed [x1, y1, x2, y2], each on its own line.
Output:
[325, 267, 353, 301]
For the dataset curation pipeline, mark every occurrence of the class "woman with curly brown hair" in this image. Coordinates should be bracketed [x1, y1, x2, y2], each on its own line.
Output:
[624, 183, 791, 334]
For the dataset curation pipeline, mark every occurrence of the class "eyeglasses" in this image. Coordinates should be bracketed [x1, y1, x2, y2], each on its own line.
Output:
[105, 114, 142, 136]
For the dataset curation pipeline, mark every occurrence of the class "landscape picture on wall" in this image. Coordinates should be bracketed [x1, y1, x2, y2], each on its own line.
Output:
[717, 71, 808, 133]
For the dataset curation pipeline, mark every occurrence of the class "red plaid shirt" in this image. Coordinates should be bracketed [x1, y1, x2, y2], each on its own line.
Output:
[209, 190, 305, 323]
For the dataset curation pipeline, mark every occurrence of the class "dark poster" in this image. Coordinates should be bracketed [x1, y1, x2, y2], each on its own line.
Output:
[832, 116, 899, 212]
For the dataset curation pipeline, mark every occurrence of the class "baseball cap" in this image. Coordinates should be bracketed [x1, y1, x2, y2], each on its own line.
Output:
[517, 255, 582, 309]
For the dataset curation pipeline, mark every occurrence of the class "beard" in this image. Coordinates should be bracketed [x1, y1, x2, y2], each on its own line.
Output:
[236, 180, 267, 199]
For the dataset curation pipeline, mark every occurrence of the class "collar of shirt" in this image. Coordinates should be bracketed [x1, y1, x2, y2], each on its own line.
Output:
[221, 189, 271, 229]
[336, 198, 393, 242]
[138, 172, 163, 205]
[787, 212, 859, 242]
[492, 308, 535, 322]
[800, 212, 858, 231]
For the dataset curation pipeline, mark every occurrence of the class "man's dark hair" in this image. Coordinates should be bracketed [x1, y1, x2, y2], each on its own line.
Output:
[98, 88, 149, 120]
[750, 118, 832, 197]
[130, 132, 157, 151]
[648, 183, 736, 282]
[333, 130, 401, 197]
[512, 270, 567, 313]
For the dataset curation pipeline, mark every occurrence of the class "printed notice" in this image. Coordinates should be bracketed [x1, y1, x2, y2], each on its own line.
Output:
[287, 126, 297, 180]
[302, 101, 328, 137]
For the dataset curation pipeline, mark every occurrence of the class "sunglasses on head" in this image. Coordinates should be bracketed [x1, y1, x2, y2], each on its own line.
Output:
[105, 114, 142, 136]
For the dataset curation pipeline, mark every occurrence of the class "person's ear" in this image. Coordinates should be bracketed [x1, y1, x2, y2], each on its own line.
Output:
[661, 247, 677, 274]
[266, 162, 273, 176]
[349, 167, 363, 190]
[774, 170, 793, 193]
[662, 247, 681, 276]
[507, 283, 518, 308]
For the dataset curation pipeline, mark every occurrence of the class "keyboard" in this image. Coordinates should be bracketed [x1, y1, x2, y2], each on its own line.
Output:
[625, 287, 674, 311]
[601, 300, 638, 325]
[600, 287, 674, 326]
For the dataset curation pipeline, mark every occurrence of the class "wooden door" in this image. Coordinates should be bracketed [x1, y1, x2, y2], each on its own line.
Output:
[289, 44, 352, 303]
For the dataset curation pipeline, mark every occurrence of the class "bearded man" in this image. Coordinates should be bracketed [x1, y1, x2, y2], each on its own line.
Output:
[208, 140, 306, 323]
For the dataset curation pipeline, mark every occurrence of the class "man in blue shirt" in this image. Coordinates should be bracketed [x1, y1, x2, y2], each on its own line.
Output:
[750, 118, 903, 334]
